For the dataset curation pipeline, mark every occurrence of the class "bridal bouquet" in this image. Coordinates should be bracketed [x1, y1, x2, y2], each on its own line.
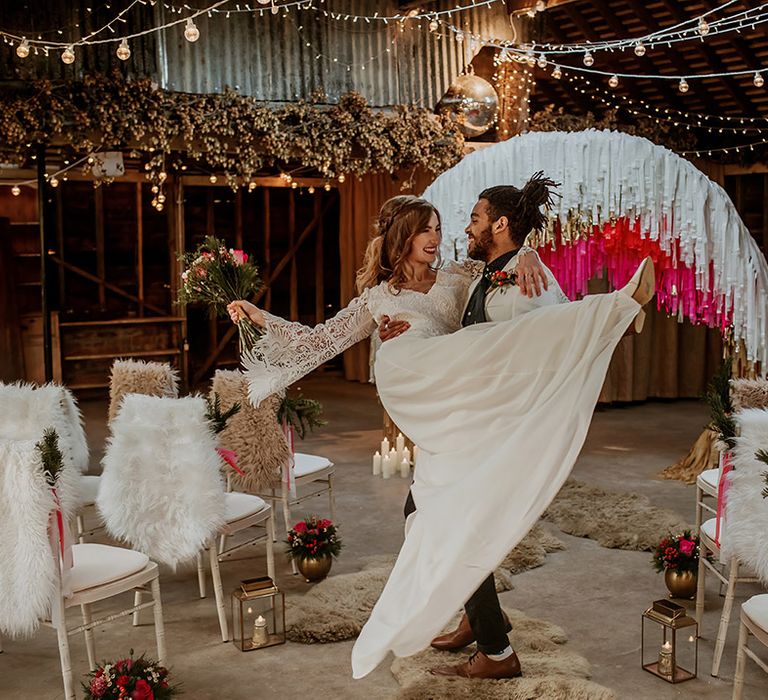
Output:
[83, 651, 178, 699]
[178, 235, 264, 351]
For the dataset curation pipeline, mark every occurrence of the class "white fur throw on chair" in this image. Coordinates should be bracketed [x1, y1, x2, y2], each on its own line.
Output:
[211, 369, 289, 493]
[98, 394, 225, 568]
[108, 359, 179, 425]
[731, 378, 768, 412]
[723, 407, 768, 584]
[0, 382, 89, 472]
[0, 438, 81, 637]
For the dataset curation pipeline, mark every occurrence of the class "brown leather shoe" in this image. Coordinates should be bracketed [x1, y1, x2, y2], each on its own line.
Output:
[430, 611, 512, 651]
[430, 651, 522, 679]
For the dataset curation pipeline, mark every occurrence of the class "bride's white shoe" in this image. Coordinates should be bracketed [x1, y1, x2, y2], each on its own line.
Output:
[621, 256, 655, 333]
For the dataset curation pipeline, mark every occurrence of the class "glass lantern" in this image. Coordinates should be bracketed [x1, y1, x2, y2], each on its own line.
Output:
[231, 576, 286, 652]
[641, 599, 698, 683]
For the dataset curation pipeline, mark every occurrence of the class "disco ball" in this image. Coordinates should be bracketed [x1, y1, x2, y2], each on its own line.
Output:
[436, 74, 499, 138]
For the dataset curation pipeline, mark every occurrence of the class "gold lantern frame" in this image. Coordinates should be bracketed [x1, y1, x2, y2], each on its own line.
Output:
[231, 576, 286, 652]
[641, 599, 698, 683]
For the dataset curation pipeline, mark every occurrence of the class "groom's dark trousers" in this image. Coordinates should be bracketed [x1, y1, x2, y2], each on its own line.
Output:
[401, 253, 515, 656]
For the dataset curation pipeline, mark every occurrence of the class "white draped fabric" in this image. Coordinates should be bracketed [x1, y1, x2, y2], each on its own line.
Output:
[422, 129, 768, 370]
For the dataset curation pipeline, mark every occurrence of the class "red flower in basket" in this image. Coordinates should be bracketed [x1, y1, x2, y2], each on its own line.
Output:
[652, 530, 701, 574]
[286, 515, 343, 562]
[132, 679, 154, 700]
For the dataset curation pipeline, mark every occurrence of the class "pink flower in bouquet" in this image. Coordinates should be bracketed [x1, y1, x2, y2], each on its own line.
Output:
[131, 679, 154, 700]
[318, 518, 332, 529]
[89, 675, 108, 697]
[679, 538, 695, 556]
[231, 249, 249, 265]
[293, 521, 307, 534]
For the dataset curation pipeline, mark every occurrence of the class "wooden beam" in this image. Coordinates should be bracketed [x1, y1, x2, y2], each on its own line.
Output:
[506, 0, 579, 15]
[94, 185, 106, 309]
[136, 182, 144, 317]
[192, 197, 335, 384]
[180, 175, 335, 188]
[55, 187, 66, 309]
[49, 255, 166, 315]
[314, 194, 324, 324]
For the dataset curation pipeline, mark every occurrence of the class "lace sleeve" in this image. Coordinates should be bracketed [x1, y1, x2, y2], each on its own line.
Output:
[242, 290, 377, 405]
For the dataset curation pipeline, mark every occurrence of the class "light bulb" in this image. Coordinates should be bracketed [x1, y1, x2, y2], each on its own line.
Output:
[698, 18, 710, 36]
[324, 183, 331, 191]
[16, 39, 30, 59]
[116, 38, 131, 61]
[151, 198, 158, 208]
[754, 72, 765, 88]
[535, 0, 546, 11]
[678, 78, 689, 93]
[634, 42, 646, 57]
[583, 51, 593, 67]
[537, 55, 547, 69]
[257, 0, 271, 3]
[11, 185, 21, 196]
[429, 19, 439, 32]
[609, 74, 619, 88]
[337, 173, 345, 183]
[552, 66, 562, 79]
[158, 171, 167, 181]
[184, 18, 200, 43]
[157, 194, 166, 203]
[271, 5, 278, 14]
[525, 51, 536, 67]
[156, 203, 164, 212]
[455, 31, 464, 44]
[291, 181, 298, 189]
[61, 46, 75, 64]
[308, 186, 315, 194]
[209, 174, 217, 183]
[151, 185, 159, 193]
[50, 177, 60, 188]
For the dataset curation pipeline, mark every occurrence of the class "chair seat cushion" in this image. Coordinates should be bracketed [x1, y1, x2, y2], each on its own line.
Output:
[294, 452, 333, 478]
[701, 517, 719, 543]
[70, 543, 149, 593]
[697, 468, 719, 491]
[78, 474, 101, 506]
[743, 594, 768, 631]
[224, 492, 268, 522]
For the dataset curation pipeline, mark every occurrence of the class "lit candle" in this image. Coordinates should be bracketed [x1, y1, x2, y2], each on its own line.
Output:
[395, 432, 405, 461]
[382, 454, 392, 479]
[658, 641, 673, 677]
[251, 614, 268, 647]
[402, 446, 411, 465]
[380, 437, 390, 456]
[400, 458, 410, 478]
[413, 445, 420, 464]
[372, 451, 382, 476]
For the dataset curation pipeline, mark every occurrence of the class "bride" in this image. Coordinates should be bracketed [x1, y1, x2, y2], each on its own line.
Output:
[228, 176, 654, 679]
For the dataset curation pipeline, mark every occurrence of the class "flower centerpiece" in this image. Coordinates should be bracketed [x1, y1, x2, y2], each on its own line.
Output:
[652, 531, 701, 599]
[83, 651, 178, 699]
[286, 516, 342, 582]
[178, 235, 263, 352]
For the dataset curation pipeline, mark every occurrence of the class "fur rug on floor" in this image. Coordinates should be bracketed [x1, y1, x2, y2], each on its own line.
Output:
[544, 479, 690, 550]
[390, 609, 616, 700]
[108, 358, 179, 425]
[286, 525, 565, 644]
[211, 370, 289, 493]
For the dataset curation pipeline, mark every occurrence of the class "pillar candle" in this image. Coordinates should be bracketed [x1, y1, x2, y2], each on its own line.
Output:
[413, 445, 420, 464]
[381, 437, 390, 456]
[402, 446, 411, 465]
[400, 458, 410, 478]
[395, 432, 405, 461]
[372, 451, 382, 476]
[252, 615, 268, 647]
[382, 454, 392, 479]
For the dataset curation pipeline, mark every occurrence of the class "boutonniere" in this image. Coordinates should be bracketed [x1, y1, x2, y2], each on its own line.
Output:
[485, 269, 517, 292]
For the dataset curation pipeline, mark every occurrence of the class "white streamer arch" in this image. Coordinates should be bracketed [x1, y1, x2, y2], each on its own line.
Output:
[423, 129, 768, 370]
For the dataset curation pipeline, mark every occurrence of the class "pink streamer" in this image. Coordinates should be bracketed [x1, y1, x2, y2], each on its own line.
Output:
[536, 217, 734, 331]
[715, 451, 734, 547]
[216, 447, 245, 476]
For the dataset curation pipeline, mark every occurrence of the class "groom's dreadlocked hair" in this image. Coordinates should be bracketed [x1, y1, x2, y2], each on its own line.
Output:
[479, 171, 559, 246]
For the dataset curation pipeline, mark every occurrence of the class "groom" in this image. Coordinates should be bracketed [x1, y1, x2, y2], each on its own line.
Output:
[379, 185, 563, 680]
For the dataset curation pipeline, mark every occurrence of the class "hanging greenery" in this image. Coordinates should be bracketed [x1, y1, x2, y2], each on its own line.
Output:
[278, 394, 326, 440]
[704, 358, 736, 449]
[205, 393, 241, 434]
[0, 72, 464, 188]
[36, 428, 63, 487]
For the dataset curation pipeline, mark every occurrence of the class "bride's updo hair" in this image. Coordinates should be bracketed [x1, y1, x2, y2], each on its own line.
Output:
[356, 195, 441, 293]
[479, 171, 558, 246]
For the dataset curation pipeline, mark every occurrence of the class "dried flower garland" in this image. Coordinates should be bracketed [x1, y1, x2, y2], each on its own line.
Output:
[0, 72, 464, 188]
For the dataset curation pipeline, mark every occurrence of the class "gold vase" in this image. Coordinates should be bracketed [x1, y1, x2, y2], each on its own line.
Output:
[665, 569, 697, 599]
[296, 554, 333, 583]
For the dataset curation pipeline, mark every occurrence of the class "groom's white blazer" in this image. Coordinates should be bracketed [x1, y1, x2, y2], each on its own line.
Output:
[462, 254, 568, 323]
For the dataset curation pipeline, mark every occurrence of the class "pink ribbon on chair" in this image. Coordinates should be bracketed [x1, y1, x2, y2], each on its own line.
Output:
[216, 447, 245, 476]
[281, 420, 297, 499]
[48, 487, 74, 609]
[715, 450, 734, 547]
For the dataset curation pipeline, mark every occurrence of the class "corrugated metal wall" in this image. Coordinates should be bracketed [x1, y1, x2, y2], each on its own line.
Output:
[1, 1, 513, 106]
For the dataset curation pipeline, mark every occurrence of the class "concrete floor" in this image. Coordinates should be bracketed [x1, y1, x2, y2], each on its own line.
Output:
[1, 374, 766, 699]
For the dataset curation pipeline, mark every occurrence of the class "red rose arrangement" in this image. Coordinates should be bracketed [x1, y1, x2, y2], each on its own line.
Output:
[485, 269, 517, 292]
[286, 516, 343, 562]
[83, 652, 178, 700]
[178, 235, 263, 351]
[652, 531, 701, 574]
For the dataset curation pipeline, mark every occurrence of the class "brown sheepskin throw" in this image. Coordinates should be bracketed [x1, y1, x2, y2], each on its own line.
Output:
[391, 609, 616, 700]
[108, 359, 179, 424]
[210, 369, 289, 493]
[730, 378, 768, 411]
[286, 526, 565, 644]
[544, 479, 690, 550]
[658, 428, 718, 484]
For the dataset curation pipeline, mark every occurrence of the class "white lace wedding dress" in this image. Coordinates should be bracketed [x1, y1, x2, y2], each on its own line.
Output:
[243, 260, 640, 678]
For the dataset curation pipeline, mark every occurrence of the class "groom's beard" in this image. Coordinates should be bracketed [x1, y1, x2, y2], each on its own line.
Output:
[467, 225, 493, 262]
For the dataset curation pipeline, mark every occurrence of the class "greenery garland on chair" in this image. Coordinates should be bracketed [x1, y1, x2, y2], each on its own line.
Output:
[705, 358, 736, 450]
[0, 72, 464, 190]
[36, 428, 63, 487]
[205, 393, 241, 434]
[757, 449, 768, 498]
[278, 394, 326, 440]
